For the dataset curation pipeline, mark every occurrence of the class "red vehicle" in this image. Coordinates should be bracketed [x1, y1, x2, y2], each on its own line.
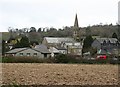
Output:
[96, 55, 107, 60]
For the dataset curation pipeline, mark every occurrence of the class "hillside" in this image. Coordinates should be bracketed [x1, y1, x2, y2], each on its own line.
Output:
[1, 25, 118, 42]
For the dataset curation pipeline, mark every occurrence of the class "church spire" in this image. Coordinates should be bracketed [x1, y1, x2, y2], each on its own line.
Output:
[74, 14, 79, 28]
[73, 13, 80, 41]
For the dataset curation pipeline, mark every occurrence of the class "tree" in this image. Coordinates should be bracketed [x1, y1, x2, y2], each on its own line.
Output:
[2, 40, 5, 55]
[38, 28, 42, 32]
[55, 54, 69, 63]
[89, 47, 97, 56]
[82, 35, 94, 53]
[118, 25, 120, 41]
[47, 27, 58, 37]
[2, 40, 9, 55]
[86, 26, 91, 36]
[30, 41, 39, 46]
[29, 27, 36, 32]
[112, 32, 118, 38]
[14, 36, 30, 48]
[28, 32, 42, 42]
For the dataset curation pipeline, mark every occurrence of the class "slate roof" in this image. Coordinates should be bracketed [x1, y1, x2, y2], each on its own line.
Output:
[6, 48, 27, 54]
[6, 44, 51, 54]
[34, 44, 50, 53]
[63, 42, 83, 48]
[49, 47, 60, 53]
[44, 37, 75, 44]
[96, 38, 118, 43]
[56, 46, 67, 50]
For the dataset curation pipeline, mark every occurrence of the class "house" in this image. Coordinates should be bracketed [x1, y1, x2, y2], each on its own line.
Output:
[56, 46, 67, 54]
[92, 38, 120, 55]
[83, 52, 91, 59]
[49, 47, 60, 57]
[61, 42, 83, 56]
[42, 37, 75, 48]
[42, 37, 83, 55]
[5, 47, 51, 58]
[41, 14, 83, 56]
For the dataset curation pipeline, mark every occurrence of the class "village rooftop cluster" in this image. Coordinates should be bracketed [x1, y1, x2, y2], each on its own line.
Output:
[1, 14, 120, 61]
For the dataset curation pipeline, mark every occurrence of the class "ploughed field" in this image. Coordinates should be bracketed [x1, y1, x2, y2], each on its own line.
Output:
[1, 63, 119, 85]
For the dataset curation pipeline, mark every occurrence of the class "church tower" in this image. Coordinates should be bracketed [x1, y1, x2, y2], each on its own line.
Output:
[73, 14, 80, 41]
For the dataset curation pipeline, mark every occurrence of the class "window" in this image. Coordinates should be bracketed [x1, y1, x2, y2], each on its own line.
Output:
[108, 40, 111, 46]
[20, 53, 23, 56]
[116, 41, 119, 46]
[103, 40, 106, 45]
[34, 53, 37, 56]
[27, 53, 30, 56]
[44, 54, 47, 58]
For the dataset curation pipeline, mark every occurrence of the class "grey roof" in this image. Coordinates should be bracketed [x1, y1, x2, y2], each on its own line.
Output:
[107, 49, 113, 54]
[64, 42, 82, 46]
[6, 45, 50, 54]
[6, 48, 27, 54]
[49, 47, 60, 53]
[44, 37, 75, 44]
[63, 42, 83, 48]
[96, 38, 118, 43]
[34, 44, 50, 53]
[56, 46, 67, 50]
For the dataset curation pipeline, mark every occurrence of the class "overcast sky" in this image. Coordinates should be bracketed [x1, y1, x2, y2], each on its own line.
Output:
[0, 0, 119, 32]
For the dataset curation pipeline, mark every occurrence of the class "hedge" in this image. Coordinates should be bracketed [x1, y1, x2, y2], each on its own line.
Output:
[1, 54, 119, 64]
[1, 56, 54, 63]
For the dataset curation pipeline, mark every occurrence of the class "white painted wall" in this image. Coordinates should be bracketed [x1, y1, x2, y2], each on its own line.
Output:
[15, 49, 44, 58]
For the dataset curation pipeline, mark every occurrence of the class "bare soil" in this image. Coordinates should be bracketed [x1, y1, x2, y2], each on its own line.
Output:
[1, 63, 119, 85]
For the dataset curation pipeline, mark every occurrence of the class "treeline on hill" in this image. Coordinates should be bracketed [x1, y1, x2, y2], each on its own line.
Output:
[2, 24, 120, 43]
[2, 24, 120, 56]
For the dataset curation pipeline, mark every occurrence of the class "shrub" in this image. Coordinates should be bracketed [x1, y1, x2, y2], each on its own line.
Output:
[2, 56, 56, 63]
[0, 57, 2, 63]
[2, 56, 42, 63]
[55, 54, 111, 64]
[1, 55, 119, 64]
[54, 54, 81, 63]
[55, 54, 69, 63]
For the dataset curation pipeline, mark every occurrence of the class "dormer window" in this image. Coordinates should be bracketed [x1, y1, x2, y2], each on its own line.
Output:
[103, 40, 106, 45]
[116, 41, 119, 46]
[107, 40, 111, 45]
[107, 40, 110, 43]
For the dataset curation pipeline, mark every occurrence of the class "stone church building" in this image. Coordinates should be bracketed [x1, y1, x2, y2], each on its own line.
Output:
[42, 14, 83, 56]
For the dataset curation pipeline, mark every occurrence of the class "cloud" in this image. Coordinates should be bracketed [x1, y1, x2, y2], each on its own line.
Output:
[0, 0, 119, 32]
